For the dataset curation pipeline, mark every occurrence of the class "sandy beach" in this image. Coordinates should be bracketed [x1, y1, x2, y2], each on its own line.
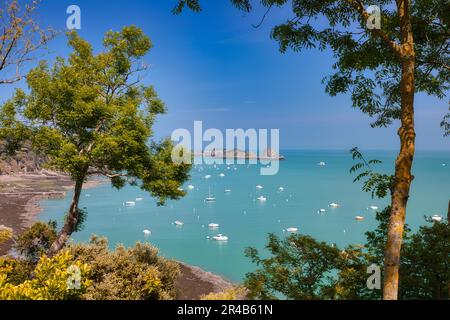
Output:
[0, 173, 103, 255]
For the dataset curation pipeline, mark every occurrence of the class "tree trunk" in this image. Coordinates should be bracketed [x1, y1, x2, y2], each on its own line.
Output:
[383, 2, 416, 300]
[48, 178, 84, 255]
[447, 200, 449, 222]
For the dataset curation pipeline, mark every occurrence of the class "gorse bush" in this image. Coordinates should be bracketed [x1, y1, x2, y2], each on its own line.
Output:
[68, 236, 180, 300]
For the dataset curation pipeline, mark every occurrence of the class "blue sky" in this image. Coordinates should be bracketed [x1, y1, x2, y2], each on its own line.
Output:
[2, 0, 449, 150]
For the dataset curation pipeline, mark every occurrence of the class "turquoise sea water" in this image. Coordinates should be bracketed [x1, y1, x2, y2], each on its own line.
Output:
[38, 150, 450, 282]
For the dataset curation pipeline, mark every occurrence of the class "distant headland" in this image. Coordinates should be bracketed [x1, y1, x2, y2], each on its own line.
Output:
[193, 149, 285, 161]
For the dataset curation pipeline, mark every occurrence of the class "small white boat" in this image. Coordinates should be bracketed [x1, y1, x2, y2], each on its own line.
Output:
[135, 198, 144, 202]
[329, 203, 340, 208]
[318, 209, 326, 213]
[279, 187, 285, 192]
[213, 234, 228, 241]
[205, 187, 216, 202]
[257, 196, 267, 202]
[187, 185, 195, 190]
[174, 221, 184, 226]
[256, 185, 263, 190]
[125, 201, 136, 207]
[355, 216, 365, 221]
[225, 189, 231, 193]
[431, 215, 443, 222]
[204, 175, 212, 179]
[369, 206, 379, 210]
[208, 223, 220, 228]
[286, 227, 298, 233]
[318, 162, 326, 166]
[219, 173, 225, 177]
[143, 229, 151, 235]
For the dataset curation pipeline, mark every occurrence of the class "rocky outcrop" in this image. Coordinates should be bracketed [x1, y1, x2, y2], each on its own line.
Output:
[0, 142, 47, 175]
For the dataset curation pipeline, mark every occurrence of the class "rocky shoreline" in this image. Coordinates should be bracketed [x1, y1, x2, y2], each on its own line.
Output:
[0, 173, 235, 300]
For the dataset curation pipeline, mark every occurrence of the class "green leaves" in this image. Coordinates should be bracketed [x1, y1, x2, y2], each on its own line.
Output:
[244, 233, 342, 300]
[172, 0, 202, 15]
[350, 147, 393, 199]
[1, 25, 191, 204]
[441, 110, 450, 137]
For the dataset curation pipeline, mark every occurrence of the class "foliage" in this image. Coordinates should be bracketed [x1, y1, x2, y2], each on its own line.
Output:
[442, 109, 450, 137]
[0, 25, 190, 203]
[244, 234, 342, 300]
[63, 208, 87, 233]
[201, 287, 248, 300]
[68, 236, 180, 300]
[350, 147, 393, 199]
[0, 258, 34, 285]
[0, 99, 32, 156]
[244, 207, 449, 300]
[1, 223, 181, 300]
[0, 225, 13, 245]
[400, 220, 450, 299]
[14, 221, 57, 263]
[0, 250, 91, 300]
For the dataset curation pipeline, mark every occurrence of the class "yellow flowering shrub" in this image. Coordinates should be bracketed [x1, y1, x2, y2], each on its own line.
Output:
[0, 225, 13, 245]
[201, 286, 248, 300]
[0, 250, 91, 300]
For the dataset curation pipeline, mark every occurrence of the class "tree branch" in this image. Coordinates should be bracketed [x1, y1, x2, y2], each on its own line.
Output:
[345, 0, 403, 58]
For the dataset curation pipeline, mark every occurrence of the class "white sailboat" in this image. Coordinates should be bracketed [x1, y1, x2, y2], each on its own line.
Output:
[205, 187, 216, 202]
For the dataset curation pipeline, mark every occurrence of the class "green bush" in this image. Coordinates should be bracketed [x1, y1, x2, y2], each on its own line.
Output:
[14, 221, 57, 263]
[3, 222, 180, 300]
[68, 236, 180, 300]
[244, 207, 450, 300]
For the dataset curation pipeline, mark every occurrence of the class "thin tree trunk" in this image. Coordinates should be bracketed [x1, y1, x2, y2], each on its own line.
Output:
[383, 0, 416, 300]
[447, 200, 449, 222]
[48, 178, 84, 255]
